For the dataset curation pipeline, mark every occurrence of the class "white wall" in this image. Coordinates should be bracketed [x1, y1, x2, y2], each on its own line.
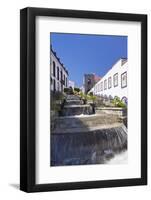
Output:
[93, 59, 128, 100]
[0, 0, 150, 200]
[51, 51, 68, 91]
[68, 80, 75, 89]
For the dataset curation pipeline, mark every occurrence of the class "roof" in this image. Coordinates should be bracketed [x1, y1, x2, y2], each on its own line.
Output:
[51, 46, 69, 75]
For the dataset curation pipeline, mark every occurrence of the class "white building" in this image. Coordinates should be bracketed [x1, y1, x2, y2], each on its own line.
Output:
[80, 85, 85, 93]
[68, 80, 75, 89]
[50, 48, 68, 92]
[89, 58, 128, 101]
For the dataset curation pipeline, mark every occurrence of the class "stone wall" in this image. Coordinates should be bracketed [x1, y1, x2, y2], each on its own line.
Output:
[95, 107, 127, 117]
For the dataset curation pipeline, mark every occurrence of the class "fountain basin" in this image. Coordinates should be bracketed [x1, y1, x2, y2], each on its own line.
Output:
[51, 94, 127, 166]
[51, 125, 127, 166]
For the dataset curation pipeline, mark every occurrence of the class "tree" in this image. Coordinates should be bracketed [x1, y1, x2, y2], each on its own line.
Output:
[74, 87, 80, 93]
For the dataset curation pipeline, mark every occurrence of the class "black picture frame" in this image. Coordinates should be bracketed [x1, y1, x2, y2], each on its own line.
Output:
[20, 7, 147, 192]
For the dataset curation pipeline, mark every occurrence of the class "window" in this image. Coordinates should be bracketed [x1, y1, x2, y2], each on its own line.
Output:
[53, 61, 56, 77]
[108, 77, 112, 89]
[87, 78, 91, 85]
[53, 79, 56, 91]
[99, 83, 101, 92]
[64, 74, 65, 85]
[57, 82, 60, 91]
[104, 79, 107, 90]
[101, 82, 103, 91]
[61, 70, 63, 80]
[57, 67, 59, 80]
[121, 71, 127, 88]
[113, 73, 118, 87]
[121, 96, 128, 105]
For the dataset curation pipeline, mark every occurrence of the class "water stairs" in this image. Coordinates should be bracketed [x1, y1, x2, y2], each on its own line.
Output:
[51, 95, 127, 166]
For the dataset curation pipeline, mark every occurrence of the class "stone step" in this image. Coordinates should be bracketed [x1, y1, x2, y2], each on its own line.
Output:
[52, 114, 122, 132]
[61, 104, 94, 116]
[52, 122, 124, 134]
[65, 100, 83, 105]
[66, 95, 80, 101]
[64, 105, 89, 108]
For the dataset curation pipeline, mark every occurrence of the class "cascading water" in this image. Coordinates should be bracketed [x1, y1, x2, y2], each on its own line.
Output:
[51, 94, 127, 166]
[60, 95, 94, 116]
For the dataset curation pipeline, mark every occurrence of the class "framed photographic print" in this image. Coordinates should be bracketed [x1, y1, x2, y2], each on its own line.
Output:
[20, 7, 147, 192]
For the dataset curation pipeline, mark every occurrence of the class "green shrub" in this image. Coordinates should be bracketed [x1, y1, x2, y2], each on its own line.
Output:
[64, 88, 69, 93]
[74, 87, 80, 93]
[89, 92, 94, 96]
[53, 91, 64, 100]
[111, 96, 127, 108]
[79, 91, 85, 98]
[64, 87, 74, 94]
[86, 94, 96, 102]
[78, 92, 97, 103]
[51, 91, 65, 112]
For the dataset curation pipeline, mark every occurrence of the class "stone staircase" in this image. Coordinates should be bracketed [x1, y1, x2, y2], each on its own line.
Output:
[52, 114, 122, 134]
[60, 95, 94, 116]
[51, 94, 127, 166]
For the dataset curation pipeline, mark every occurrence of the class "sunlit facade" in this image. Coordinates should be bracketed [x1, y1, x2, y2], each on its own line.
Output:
[50, 48, 68, 92]
[89, 58, 128, 101]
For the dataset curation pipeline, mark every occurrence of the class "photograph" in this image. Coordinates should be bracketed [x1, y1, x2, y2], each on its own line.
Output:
[20, 7, 147, 192]
[50, 33, 128, 166]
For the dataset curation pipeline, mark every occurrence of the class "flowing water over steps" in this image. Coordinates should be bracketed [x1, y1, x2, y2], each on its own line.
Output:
[52, 114, 123, 132]
[51, 95, 127, 166]
[60, 95, 94, 116]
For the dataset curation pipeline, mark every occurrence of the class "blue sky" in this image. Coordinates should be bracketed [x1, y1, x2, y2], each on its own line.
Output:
[50, 33, 127, 87]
